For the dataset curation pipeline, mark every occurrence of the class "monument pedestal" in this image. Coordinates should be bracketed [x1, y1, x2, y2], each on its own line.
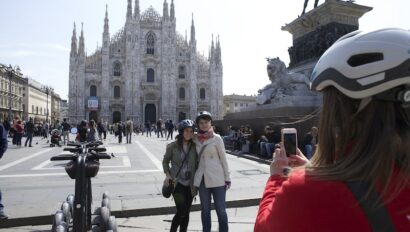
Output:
[282, 0, 372, 71]
[216, 1, 372, 141]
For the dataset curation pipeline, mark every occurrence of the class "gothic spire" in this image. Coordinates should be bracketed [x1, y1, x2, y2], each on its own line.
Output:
[126, 0, 132, 21]
[190, 13, 196, 43]
[78, 22, 85, 56]
[134, 0, 140, 20]
[210, 34, 215, 61]
[163, 0, 169, 20]
[170, 0, 175, 21]
[104, 4, 109, 34]
[70, 22, 77, 57]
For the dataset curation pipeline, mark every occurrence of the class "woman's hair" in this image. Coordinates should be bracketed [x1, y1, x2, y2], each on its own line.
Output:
[308, 87, 410, 202]
[176, 128, 192, 148]
[89, 120, 96, 129]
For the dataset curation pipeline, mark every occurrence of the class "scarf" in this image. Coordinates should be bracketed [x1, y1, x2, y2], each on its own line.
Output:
[197, 127, 214, 144]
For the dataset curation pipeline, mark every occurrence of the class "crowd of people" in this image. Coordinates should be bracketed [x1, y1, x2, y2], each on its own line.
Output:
[0, 28, 409, 231]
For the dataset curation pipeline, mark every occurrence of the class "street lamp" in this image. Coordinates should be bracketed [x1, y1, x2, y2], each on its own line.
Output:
[42, 86, 52, 124]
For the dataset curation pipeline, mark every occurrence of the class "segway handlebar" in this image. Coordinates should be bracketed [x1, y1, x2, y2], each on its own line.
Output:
[50, 154, 77, 161]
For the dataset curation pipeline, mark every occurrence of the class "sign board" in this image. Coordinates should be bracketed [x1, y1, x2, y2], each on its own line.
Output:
[88, 97, 99, 110]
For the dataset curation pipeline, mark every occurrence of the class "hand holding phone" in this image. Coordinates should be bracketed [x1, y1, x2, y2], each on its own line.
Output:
[281, 128, 297, 157]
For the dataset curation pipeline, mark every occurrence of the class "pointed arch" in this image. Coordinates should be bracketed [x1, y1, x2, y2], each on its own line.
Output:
[179, 87, 185, 100]
[113, 61, 122, 76]
[147, 68, 155, 82]
[200, 88, 206, 100]
[146, 31, 155, 55]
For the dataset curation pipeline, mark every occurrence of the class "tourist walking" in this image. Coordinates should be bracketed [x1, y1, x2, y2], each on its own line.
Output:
[125, 118, 133, 144]
[0, 122, 8, 220]
[24, 118, 34, 147]
[61, 118, 71, 145]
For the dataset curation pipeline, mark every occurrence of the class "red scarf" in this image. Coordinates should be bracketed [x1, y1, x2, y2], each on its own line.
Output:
[197, 127, 214, 144]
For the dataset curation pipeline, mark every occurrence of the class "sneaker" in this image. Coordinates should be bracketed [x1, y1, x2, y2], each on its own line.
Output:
[29, 145, 32, 147]
[0, 213, 8, 220]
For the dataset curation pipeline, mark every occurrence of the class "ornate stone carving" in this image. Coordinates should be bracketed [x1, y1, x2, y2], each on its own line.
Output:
[256, 57, 311, 105]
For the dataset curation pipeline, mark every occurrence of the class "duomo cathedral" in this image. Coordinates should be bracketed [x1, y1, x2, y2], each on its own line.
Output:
[68, 0, 223, 124]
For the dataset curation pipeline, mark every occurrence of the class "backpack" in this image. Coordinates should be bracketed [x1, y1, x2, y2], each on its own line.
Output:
[126, 121, 132, 131]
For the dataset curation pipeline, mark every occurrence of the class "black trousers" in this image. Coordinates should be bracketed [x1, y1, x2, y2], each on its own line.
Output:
[170, 183, 193, 232]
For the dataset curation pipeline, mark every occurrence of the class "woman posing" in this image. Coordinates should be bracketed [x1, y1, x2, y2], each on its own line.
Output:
[254, 28, 410, 231]
[193, 111, 231, 232]
[162, 119, 197, 232]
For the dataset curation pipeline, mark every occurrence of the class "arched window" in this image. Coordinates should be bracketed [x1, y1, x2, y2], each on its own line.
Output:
[40, 107, 42, 115]
[200, 88, 206, 100]
[178, 66, 186, 79]
[147, 68, 155, 82]
[179, 87, 185, 100]
[32, 105, 34, 113]
[36, 106, 38, 115]
[114, 86, 121, 98]
[90, 85, 97, 97]
[146, 32, 155, 55]
[113, 62, 122, 76]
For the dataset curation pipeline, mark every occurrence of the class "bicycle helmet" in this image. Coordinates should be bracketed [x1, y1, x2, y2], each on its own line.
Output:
[195, 111, 212, 124]
[310, 28, 410, 106]
[178, 119, 195, 131]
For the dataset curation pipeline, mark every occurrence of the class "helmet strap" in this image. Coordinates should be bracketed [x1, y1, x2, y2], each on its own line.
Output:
[373, 85, 410, 108]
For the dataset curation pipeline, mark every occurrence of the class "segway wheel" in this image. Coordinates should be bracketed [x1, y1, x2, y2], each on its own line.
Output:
[100, 206, 111, 230]
[52, 211, 65, 232]
[55, 222, 68, 232]
[107, 216, 118, 232]
[101, 197, 111, 210]
[61, 201, 72, 225]
[66, 194, 75, 215]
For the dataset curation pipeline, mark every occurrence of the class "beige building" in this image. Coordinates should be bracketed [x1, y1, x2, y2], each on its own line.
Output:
[223, 94, 256, 116]
[0, 64, 27, 122]
[51, 92, 62, 123]
[24, 79, 52, 123]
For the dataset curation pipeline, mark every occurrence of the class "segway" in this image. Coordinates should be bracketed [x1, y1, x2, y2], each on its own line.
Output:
[50, 128, 117, 232]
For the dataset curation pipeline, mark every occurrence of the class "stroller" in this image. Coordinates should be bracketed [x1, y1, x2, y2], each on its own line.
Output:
[50, 129, 62, 147]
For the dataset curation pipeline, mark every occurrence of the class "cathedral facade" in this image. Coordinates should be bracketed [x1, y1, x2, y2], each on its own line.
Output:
[68, 0, 223, 125]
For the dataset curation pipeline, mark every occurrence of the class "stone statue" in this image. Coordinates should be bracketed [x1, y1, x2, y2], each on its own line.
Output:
[256, 57, 310, 105]
[302, 0, 319, 15]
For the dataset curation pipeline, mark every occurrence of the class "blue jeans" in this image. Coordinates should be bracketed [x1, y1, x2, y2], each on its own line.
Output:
[260, 142, 275, 158]
[305, 144, 313, 159]
[198, 179, 228, 232]
[0, 190, 4, 213]
[24, 132, 33, 146]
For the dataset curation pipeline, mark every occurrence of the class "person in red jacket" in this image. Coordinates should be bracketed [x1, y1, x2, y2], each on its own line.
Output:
[255, 28, 410, 232]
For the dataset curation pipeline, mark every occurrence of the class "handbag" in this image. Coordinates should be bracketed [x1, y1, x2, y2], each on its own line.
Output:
[162, 143, 207, 198]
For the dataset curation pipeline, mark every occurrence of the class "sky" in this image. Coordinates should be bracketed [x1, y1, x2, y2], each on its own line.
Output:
[0, 0, 409, 100]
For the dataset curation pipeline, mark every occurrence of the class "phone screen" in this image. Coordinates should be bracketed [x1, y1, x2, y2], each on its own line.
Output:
[283, 133, 297, 156]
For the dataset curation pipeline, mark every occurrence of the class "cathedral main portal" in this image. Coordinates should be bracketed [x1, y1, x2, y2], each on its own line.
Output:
[145, 104, 156, 124]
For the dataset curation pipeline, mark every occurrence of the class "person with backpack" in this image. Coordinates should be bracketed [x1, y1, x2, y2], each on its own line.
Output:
[162, 119, 197, 232]
[61, 118, 71, 145]
[254, 28, 410, 232]
[125, 118, 133, 144]
[117, 121, 124, 143]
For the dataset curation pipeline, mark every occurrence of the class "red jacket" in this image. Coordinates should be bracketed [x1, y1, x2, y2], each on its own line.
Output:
[254, 169, 410, 232]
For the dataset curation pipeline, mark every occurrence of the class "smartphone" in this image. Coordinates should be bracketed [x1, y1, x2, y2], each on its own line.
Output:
[282, 128, 297, 157]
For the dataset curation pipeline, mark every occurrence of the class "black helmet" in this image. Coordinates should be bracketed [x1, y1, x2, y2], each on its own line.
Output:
[195, 111, 212, 124]
[178, 119, 195, 131]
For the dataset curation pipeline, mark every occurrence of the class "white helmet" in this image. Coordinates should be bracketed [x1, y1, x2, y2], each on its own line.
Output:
[310, 28, 410, 104]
